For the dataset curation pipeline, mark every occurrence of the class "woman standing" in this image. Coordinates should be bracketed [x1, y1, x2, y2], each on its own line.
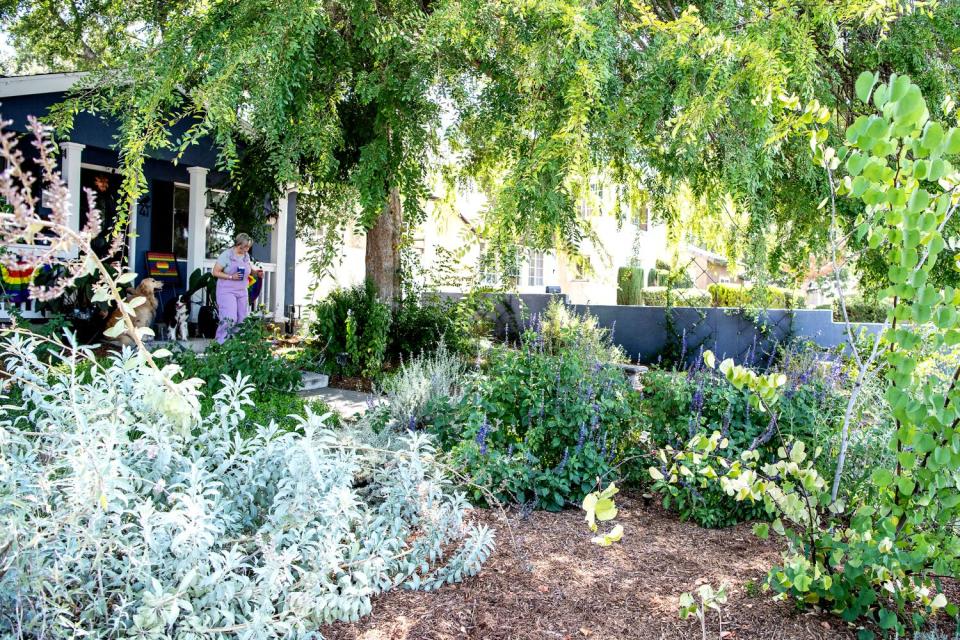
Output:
[212, 232, 254, 343]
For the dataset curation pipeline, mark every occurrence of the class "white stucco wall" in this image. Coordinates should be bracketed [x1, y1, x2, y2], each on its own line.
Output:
[292, 180, 672, 307]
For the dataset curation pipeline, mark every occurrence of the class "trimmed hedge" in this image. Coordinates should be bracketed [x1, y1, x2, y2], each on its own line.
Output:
[640, 287, 711, 307]
[832, 297, 886, 323]
[616, 267, 645, 305]
[707, 283, 805, 309]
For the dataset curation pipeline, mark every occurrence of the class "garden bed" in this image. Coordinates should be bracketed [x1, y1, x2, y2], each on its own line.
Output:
[323, 496, 861, 640]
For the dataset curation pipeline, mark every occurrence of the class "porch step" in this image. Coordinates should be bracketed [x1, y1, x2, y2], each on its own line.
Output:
[300, 372, 329, 392]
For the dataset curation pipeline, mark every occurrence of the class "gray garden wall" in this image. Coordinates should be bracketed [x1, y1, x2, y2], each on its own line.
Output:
[444, 292, 882, 365]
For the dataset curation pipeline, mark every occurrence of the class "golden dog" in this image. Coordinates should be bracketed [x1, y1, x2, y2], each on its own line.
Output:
[104, 278, 164, 346]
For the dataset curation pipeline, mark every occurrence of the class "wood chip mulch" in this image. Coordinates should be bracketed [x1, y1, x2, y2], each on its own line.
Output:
[323, 496, 866, 640]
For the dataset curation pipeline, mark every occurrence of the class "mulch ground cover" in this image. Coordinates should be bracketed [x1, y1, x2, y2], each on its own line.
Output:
[324, 496, 869, 640]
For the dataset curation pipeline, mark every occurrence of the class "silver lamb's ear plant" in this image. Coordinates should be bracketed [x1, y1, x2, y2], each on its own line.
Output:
[0, 330, 494, 638]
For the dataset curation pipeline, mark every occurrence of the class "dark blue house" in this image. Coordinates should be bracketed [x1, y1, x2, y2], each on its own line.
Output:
[0, 72, 297, 322]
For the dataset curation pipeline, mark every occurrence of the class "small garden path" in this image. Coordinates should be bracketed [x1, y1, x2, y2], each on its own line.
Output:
[302, 386, 373, 418]
[323, 496, 863, 640]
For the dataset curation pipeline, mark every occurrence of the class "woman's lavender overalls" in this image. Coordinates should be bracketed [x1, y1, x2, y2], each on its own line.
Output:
[215, 250, 250, 343]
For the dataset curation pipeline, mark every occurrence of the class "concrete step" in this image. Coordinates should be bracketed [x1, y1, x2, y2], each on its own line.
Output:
[300, 372, 329, 392]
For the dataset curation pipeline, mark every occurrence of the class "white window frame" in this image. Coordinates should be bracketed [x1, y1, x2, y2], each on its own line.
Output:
[527, 250, 544, 287]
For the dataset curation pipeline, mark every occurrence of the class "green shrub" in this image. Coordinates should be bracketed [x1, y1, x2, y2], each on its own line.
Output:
[641, 286, 711, 307]
[832, 295, 886, 323]
[309, 280, 391, 378]
[175, 317, 302, 395]
[427, 330, 641, 512]
[616, 267, 644, 305]
[536, 299, 626, 363]
[650, 259, 695, 288]
[707, 283, 804, 309]
[640, 355, 847, 528]
[389, 292, 472, 360]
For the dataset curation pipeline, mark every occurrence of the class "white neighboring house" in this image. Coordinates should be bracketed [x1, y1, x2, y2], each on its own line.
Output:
[294, 178, 679, 306]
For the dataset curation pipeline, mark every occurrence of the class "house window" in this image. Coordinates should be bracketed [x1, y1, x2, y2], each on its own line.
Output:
[580, 181, 605, 216]
[172, 185, 190, 260]
[527, 250, 544, 286]
[205, 189, 231, 259]
[632, 202, 649, 231]
[573, 256, 592, 281]
[478, 243, 498, 286]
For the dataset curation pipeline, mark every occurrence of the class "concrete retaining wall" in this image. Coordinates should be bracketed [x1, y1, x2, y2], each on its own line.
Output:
[443, 292, 882, 365]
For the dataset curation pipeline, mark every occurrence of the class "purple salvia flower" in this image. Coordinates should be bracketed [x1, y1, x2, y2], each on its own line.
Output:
[476, 415, 490, 455]
[746, 335, 757, 367]
[556, 447, 569, 473]
[690, 378, 705, 430]
[721, 404, 732, 437]
[407, 415, 417, 431]
[765, 344, 777, 370]
[576, 424, 587, 451]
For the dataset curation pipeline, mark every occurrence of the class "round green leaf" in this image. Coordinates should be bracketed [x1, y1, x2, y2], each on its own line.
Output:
[894, 86, 925, 127]
[922, 122, 945, 151]
[914, 159, 929, 180]
[946, 128, 960, 154]
[846, 152, 866, 176]
[855, 71, 877, 104]
[908, 189, 930, 213]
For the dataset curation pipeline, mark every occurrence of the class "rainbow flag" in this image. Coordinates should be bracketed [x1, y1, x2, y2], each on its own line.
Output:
[0, 263, 33, 304]
[248, 272, 262, 305]
[146, 252, 179, 279]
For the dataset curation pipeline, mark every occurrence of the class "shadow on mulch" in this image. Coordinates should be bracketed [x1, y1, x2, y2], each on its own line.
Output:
[323, 496, 870, 640]
[328, 375, 375, 393]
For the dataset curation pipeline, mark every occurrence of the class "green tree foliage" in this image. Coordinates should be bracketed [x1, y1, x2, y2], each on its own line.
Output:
[3, 0, 957, 287]
[655, 75, 960, 635]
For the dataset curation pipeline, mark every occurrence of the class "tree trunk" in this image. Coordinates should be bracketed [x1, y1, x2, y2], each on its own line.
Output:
[364, 187, 402, 305]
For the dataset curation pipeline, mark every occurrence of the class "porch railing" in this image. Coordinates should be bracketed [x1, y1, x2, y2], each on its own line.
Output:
[0, 262, 282, 324]
[0, 297, 44, 321]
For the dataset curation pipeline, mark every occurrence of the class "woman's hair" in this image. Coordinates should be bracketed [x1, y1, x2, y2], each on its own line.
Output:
[234, 232, 253, 248]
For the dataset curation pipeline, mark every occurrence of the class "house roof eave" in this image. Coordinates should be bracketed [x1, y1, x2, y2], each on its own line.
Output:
[0, 72, 88, 98]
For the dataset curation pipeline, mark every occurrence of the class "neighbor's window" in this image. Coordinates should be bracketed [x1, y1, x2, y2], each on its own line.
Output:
[527, 250, 544, 286]
[478, 243, 498, 286]
[632, 202, 649, 231]
[574, 256, 592, 281]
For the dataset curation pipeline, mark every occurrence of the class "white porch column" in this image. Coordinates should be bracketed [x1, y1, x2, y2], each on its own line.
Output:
[186, 166, 208, 320]
[60, 141, 84, 256]
[271, 189, 290, 321]
[126, 200, 138, 270]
